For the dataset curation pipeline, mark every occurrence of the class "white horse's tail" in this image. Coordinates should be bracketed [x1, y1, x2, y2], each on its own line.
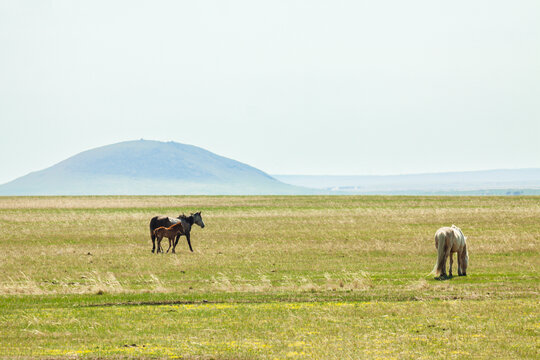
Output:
[428, 263, 438, 277]
[429, 232, 447, 277]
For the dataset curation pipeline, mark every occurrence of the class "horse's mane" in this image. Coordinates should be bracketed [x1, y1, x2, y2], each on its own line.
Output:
[451, 224, 465, 238]
[178, 213, 194, 225]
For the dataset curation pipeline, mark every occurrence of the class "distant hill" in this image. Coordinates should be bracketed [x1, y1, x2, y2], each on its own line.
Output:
[0, 140, 315, 195]
[274, 169, 540, 195]
[3, 141, 538, 196]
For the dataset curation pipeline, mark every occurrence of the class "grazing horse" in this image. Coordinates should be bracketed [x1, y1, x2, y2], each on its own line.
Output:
[149, 212, 205, 253]
[431, 225, 469, 279]
[153, 222, 185, 253]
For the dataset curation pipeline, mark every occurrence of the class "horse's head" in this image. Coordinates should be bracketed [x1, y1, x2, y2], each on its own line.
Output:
[192, 211, 205, 228]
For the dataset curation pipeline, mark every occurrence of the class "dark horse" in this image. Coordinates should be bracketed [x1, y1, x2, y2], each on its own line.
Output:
[149, 212, 205, 253]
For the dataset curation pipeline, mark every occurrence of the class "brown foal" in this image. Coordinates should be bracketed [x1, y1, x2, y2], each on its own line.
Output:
[153, 222, 185, 253]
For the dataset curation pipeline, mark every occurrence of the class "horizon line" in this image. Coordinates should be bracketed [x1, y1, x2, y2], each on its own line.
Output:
[272, 167, 540, 177]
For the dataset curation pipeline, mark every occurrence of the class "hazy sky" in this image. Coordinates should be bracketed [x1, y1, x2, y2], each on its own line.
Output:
[1, 1, 539, 184]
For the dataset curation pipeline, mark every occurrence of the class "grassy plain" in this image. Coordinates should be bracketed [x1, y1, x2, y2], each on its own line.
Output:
[0, 196, 538, 359]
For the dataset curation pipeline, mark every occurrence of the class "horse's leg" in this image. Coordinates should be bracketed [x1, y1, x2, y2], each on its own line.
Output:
[457, 251, 463, 276]
[460, 251, 467, 276]
[440, 247, 450, 279]
[174, 233, 181, 249]
[171, 235, 177, 254]
[151, 231, 156, 253]
[157, 236, 163, 253]
[185, 232, 193, 252]
[166, 237, 172, 253]
[448, 252, 454, 278]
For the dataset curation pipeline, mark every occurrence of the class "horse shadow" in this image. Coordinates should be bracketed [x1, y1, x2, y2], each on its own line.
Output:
[434, 274, 467, 281]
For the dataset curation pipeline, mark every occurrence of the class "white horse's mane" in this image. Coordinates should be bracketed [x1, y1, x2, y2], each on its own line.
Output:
[451, 224, 464, 238]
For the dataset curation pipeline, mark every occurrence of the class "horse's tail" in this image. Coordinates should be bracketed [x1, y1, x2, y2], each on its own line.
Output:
[150, 216, 158, 242]
[429, 232, 447, 277]
[462, 241, 469, 270]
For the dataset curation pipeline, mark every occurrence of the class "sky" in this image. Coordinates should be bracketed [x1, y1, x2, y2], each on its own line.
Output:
[1, 0, 539, 185]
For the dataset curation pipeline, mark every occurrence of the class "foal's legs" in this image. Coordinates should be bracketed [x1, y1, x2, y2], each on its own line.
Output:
[170, 235, 177, 253]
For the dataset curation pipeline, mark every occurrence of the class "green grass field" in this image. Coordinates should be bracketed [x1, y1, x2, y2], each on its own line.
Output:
[0, 196, 538, 359]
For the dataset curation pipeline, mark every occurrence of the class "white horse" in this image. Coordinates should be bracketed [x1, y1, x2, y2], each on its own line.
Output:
[431, 225, 469, 279]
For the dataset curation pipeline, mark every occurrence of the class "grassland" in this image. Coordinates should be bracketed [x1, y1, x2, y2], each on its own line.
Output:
[0, 196, 538, 359]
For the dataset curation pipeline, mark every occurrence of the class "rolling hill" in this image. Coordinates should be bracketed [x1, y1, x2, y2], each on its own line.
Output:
[0, 140, 313, 195]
